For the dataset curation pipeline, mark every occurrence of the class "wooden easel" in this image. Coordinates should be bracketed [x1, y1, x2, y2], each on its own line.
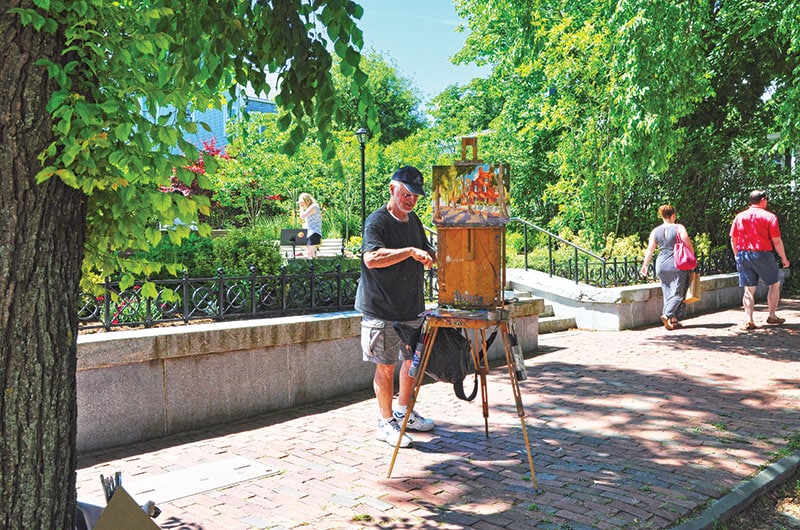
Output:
[386, 310, 537, 488]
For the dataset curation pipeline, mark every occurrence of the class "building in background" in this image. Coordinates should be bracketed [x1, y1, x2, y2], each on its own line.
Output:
[184, 86, 277, 150]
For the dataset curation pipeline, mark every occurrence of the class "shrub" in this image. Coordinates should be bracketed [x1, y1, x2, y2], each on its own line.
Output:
[506, 231, 525, 255]
[212, 224, 283, 276]
[601, 234, 645, 260]
[131, 232, 215, 279]
[692, 233, 712, 259]
[130, 226, 282, 278]
[325, 207, 359, 241]
[209, 179, 288, 228]
[96, 286, 165, 324]
[345, 235, 363, 257]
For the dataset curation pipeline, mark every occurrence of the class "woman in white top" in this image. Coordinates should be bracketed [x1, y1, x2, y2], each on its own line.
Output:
[298, 192, 322, 258]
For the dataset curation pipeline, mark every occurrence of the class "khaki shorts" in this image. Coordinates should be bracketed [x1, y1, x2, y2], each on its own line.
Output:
[361, 317, 423, 365]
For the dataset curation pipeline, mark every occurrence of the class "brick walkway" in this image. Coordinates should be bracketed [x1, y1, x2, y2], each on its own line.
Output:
[76, 299, 800, 529]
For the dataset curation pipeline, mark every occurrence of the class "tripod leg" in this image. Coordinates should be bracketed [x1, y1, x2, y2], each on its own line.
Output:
[500, 323, 537, 488]
[387, 326, 438, 478]
[477, 328, 490, 437]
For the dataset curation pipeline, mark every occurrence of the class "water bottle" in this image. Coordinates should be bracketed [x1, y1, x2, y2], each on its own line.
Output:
[510, 331, 527, 381]
[408, 341, 424, 378]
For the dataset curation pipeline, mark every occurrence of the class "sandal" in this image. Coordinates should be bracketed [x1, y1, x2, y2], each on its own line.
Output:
[660, 315, 674, 330]
[741, 321, 757, 331]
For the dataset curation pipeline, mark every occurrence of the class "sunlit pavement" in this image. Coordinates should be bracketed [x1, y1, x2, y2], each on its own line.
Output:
[77, 299, 800, 529]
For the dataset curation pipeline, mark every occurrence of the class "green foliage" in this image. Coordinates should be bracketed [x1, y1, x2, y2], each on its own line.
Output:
[128, 224, 364, 280]
[429, 78, 504, 138]
[787, 431, 800, 453]
[130, 224, 285, 278]
[506, 226, 651, 272]
[222, 115, 360, 236]
[325, 206, 360, 241]
[331, 50, 426, 144]
[18, 0, 800, 291]
[221, 110, 443, 237]
[130, 232, 216, 279]
[206, 136, 290, 228]
[345, 236, 363, 257]
[692, 233, 712, 260]
[212, 225, 283, 276]
[255, 216, 298, 241]
[98, 288, 165, 325]
[454, 0, 800, 258]
[506, 230, 525, 255]
[505, 227, 597, 271]
[601, 234, 645, 261]
[14, 0, 370, 290]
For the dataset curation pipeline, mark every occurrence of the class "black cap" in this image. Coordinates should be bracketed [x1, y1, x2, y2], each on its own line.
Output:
[391, 165, 425, 196]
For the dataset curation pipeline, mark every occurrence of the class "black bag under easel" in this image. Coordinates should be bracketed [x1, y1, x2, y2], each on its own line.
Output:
[394, 321, 497, 401]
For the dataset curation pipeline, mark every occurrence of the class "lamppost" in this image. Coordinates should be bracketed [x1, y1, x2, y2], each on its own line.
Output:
[356, 127, 368, 235]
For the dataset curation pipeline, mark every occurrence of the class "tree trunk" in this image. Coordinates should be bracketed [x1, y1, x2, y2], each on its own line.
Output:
[1, 4, 87, 528]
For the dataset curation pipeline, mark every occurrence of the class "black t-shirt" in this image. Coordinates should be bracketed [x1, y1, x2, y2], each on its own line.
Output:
[355, 206, 433, 321]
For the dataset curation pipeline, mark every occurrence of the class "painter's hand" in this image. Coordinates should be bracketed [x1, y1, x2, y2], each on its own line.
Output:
[409, 247, 433, 268]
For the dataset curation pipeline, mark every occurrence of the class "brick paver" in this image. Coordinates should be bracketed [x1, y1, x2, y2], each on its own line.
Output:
[77, 299, 800, 529]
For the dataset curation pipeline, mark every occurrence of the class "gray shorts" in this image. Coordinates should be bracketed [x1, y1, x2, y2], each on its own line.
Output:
[361, 317, 423, 365]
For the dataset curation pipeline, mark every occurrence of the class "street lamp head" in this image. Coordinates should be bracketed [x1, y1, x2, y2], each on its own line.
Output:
[355, 127, 368, 146]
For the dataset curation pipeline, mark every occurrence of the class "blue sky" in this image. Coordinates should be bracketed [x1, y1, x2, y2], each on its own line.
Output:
[355, 1, 491, 101]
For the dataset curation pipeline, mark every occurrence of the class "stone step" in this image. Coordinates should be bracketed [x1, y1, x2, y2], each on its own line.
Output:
[539, 314, 577, 334]
[505, 291, 571, 333]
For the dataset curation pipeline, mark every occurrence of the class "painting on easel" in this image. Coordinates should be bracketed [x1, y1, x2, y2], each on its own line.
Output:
[432, 163, 509, 226]
[433, 138, 510, 310]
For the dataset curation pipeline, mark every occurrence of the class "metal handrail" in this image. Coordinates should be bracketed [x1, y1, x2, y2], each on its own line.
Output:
[509, 217, 608, 286]
[507, 217, 738, 286]
[423, 225, 437, 245]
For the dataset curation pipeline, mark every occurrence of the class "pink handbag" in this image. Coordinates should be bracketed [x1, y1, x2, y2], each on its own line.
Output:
[674, 229, 697, 270]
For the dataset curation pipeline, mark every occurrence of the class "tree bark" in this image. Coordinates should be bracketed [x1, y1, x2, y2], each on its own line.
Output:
[1, 3, 87, 528]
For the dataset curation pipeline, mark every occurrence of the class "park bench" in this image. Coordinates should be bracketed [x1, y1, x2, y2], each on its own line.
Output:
[278, 237, 344, 259]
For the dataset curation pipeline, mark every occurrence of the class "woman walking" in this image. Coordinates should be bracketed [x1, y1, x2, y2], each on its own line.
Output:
[640, 204, 695, 330]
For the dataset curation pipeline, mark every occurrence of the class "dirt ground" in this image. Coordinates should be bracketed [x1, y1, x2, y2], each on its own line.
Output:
[724, 467, 800, 529]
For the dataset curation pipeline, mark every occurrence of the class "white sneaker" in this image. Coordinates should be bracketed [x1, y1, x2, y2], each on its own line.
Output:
[393, 410, 435, 432]
[376, 419, 412, 448]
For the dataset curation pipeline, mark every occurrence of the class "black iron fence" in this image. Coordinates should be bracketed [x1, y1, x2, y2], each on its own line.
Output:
[551, 253, 737, 287]
[78, 264, 442, 333]
[78, 265, 361, 332]
[511, 217, 738, 287]
[79, 219, 740, 332]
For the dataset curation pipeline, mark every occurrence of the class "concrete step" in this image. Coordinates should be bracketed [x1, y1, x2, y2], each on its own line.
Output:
[539, 314, 577, 334]
[506, 289, 572, 334]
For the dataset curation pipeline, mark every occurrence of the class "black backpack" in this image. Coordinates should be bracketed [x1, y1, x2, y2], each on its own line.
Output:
[394, 321, 494, 401]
